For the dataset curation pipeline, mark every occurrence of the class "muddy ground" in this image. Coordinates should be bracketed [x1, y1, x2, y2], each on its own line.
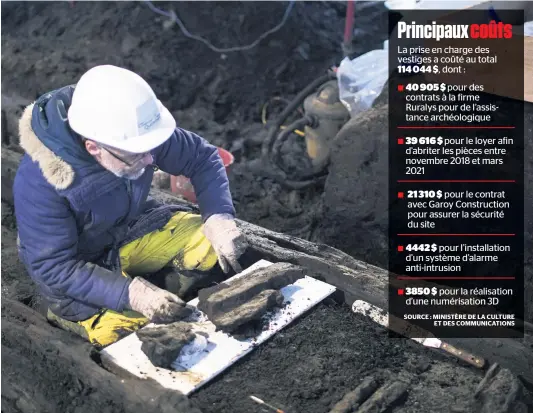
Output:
[2, 200, 533, 413]
[2, 2, 533, 413]
[0, 0, 390, 299]
[1, 0, 389, 236]
[191, 300, 530, 413]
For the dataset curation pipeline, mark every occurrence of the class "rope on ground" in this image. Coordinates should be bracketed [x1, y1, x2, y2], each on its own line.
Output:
[142, 0, 296, 53]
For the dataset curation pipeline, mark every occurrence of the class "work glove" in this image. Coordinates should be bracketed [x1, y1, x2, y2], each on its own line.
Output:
[202, 213, 248, 274]
[126, 277, 193, 324]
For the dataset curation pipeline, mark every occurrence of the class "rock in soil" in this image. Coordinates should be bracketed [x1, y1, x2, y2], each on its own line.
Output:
[197, 262, 304, 332]
[137, 322, 195, 368]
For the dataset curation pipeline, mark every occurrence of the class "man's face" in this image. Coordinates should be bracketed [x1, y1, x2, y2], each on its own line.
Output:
[85, 140, 154, 180]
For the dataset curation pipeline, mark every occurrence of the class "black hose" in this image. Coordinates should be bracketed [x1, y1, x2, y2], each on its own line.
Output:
[271, 116, 313, 166]
[258, 154, 327, 190]
[267, 115, 330, 190]
[271, 114, 331, 188]
[261, 70, 336, 159]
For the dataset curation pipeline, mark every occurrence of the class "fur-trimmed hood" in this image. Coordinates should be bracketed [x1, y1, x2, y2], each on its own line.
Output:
[18, 86, 95, 190]
[19, 103, 75, 190]
[14, 90, 237, 322]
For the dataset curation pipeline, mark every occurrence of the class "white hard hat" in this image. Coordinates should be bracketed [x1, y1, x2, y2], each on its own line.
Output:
[68, 65, 176, 153]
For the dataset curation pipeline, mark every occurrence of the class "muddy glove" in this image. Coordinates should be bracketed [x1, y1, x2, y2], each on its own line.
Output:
[202, 213, 248, 274]
[126, 277, 193, 324]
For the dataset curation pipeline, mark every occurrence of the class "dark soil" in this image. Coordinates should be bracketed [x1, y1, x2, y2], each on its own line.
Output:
[2, 298, 203, 413]
[1, 1, 357, 119]
[2, 2, 532, 413]
[0, 1, 389, 237]
[1, 202, 38, 308]
[191, 299, 531, 413]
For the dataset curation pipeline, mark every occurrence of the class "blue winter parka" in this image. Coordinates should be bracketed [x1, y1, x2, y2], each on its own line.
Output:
[13, 85, 235, 321]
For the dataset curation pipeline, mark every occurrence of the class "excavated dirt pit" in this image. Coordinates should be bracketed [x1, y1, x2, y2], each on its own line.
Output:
[0, 1, 391, 239]
[4, 199, 532, 413]
[191, 300, 531, 413]
[2, 2, 533, 413]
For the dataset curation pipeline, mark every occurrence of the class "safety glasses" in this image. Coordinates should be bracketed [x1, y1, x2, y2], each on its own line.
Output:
[100, 145, 159, 171]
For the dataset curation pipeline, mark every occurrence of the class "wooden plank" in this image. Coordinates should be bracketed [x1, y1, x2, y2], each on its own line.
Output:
[149, 187, 533, 385]
[1, 298, 203, 412]
[3, 146, 533, 385]
[101, 260, 336, 396]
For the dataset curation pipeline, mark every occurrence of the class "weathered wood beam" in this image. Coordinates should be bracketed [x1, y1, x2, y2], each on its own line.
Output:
[3, 146, 533, 384]
[150, 187, 533, 385]
[1, 298, 203, 412]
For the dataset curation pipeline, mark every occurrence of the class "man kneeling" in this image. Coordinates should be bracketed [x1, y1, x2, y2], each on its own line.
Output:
[13, 65, 247, 348]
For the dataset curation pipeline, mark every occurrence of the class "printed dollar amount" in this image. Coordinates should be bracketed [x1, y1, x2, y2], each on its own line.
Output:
[397, 65, 439, 74]
[405, 136, 443, 145]
[405, 287, 438, 296]
[405, 83, 446, 92]
[404, 243, 438, 252]
[407, 190, 442, 198]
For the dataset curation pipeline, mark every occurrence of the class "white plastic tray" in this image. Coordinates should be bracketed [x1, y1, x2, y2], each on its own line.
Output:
[100, 259, 336, 395]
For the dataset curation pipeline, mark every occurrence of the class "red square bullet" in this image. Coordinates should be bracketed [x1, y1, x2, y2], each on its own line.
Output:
[397, 138, 404, 145]
[398, 289, 404, 295]
[398, 85, 404, 92]
[397, 245, 404, 252]
[397, 192, 404, 198]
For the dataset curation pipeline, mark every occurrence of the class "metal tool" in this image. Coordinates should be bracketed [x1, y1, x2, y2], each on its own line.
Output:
[352, 300, 486, 369]
[250, 395, 286, 413]
[411, 337, 486, 368]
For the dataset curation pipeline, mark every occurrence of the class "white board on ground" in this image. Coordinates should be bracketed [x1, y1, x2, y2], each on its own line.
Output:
[100, 259, 336, 395]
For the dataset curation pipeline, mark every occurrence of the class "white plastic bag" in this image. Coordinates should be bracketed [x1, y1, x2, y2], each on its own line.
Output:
[385, 0, 486, 13]
[336, 44, 389, 118]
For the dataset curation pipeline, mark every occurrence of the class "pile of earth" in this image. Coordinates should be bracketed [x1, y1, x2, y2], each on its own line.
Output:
[2, 201, 533, 413]
[4, 3, 532, 413]
[192, 300, 532, 413]
[1, 0, 389, 236]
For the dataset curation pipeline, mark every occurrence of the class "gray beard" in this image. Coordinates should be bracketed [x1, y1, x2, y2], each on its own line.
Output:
[113, 167, 146, 180]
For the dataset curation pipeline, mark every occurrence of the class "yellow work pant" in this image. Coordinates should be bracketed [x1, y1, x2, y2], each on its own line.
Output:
[47, 211, 217, 348]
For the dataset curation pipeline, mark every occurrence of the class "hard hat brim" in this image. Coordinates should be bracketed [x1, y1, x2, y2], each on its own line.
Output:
[69, 104, 177, 154]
